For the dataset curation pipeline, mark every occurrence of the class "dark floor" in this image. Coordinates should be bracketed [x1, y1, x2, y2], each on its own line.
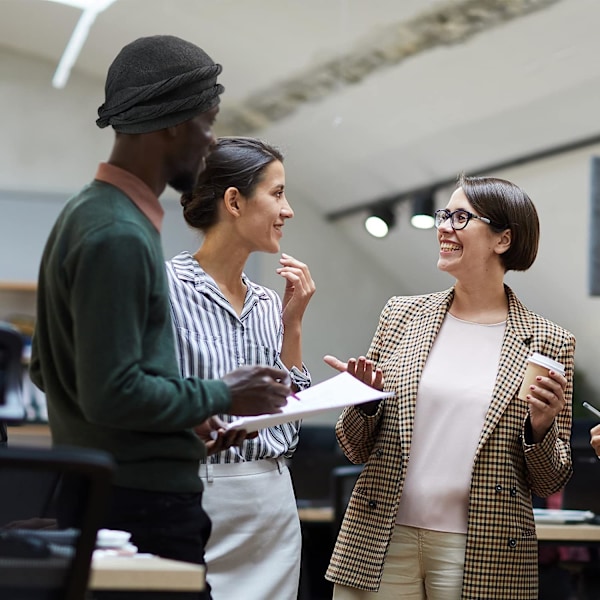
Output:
[539, 562, 600, 600]
[298, 520, 334, 600]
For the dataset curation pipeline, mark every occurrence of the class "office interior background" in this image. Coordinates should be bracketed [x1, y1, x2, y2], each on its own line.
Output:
[1, 0, 599, 425]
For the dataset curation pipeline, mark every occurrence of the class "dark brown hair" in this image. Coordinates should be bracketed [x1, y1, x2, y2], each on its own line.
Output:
[181, 137, 284, 231]
[457, 174, 539, 272]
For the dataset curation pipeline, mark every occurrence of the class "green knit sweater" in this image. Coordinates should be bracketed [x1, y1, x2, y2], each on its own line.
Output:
[30, 180, 231, 492]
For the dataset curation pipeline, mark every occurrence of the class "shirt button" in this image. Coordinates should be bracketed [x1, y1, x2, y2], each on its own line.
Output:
[495, 485, 503, 493]
[368, 500, 377, 509]
[508, 538, 517, 548]
[238, 359, 245, 365]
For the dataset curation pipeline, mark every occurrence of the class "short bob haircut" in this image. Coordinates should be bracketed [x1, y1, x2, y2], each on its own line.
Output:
[458, 174, 539, 272]
[181, 136, 284, 232]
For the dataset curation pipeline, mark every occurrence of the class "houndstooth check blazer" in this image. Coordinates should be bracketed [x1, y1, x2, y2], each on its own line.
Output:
[326, 285, 575, 600]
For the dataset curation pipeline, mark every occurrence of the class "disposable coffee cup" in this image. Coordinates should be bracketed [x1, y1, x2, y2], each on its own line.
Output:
[518, 352, 565, 401]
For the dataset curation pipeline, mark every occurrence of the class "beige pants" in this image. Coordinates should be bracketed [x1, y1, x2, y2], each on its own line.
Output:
[333, 524, 467, 600]
[200, 458, 301, 600]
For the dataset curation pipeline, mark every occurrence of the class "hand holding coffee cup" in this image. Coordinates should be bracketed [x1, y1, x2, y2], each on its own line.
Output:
[518, 353, 565, 401]
[519, 352, 567, 443]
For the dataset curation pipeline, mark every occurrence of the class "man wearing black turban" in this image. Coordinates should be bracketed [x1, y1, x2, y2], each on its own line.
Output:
[97, 35, 225, 135]
[30, 35, 291, 599]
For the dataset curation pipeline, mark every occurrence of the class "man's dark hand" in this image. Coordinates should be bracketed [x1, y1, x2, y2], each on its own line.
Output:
[194, 417, 257, 455]
[223, 365, 290, 416]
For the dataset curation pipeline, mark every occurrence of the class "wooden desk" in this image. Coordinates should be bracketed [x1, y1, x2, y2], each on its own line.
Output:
[298, 506, 333, 523]
[90, 554, 205, 592]
[0, 554, 205, 596]
[537, 523, 600, 544]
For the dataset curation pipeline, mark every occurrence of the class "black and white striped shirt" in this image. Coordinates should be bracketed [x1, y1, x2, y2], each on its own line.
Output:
[166, 251, 311, 464]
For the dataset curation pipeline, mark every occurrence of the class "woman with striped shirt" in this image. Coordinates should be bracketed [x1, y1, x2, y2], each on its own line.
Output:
[166, 137, 315, 600]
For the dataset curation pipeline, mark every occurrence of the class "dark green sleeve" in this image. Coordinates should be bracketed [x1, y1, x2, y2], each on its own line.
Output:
[65, 222, 231, 431]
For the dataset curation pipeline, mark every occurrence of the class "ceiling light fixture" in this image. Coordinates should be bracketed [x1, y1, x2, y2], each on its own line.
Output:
[410, 191, 435, 230]
[325, 186, 439, 236]
[45, 0, 118, 89]
[365, 205, 396, 239]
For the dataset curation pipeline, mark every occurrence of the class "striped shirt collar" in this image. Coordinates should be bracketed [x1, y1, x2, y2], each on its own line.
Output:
[170, 250, 269, 300]
[94, 162, 164, 232]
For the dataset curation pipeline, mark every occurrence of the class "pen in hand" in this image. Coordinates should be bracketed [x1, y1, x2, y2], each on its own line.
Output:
[277, 373, 301, 402]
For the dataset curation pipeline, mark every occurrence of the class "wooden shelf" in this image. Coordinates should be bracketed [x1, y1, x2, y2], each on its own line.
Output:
[6, 423, 51, 448]
[0, 281, 37, 292]
[0, 281, 37, 324]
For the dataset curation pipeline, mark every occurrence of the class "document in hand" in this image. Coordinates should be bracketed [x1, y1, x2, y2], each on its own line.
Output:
[225, 371, 395, 433]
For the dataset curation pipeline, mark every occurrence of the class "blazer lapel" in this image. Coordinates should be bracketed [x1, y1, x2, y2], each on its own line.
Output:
[396, 289, 454, 451]
[475, 285, 533, 456]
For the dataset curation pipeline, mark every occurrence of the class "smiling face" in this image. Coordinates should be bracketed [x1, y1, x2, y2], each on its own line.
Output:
[234, 160, 293, 254]
[437, 187, 511, 282]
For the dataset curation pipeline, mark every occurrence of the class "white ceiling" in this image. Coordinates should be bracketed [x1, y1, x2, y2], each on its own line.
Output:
[3, 0, 600, 211]
[2, 0, 600, 270]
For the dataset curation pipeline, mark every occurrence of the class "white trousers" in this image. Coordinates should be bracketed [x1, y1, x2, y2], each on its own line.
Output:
[200, 458, 302, 600]
[333, 524, 467, 600]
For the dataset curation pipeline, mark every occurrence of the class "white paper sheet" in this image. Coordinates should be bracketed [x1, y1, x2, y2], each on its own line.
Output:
[225, 371, 394, 433]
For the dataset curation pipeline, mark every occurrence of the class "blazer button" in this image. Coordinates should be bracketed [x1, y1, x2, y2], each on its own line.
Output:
[508, 538, 517, 548]
[495, 485, 503, 493]
[368, 500, 377, 509]
[510, 487, 517, 497]
[375, 449, 383, 458]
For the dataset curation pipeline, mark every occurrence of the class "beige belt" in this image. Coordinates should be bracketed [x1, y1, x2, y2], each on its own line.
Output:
[200, 457, 286, 482]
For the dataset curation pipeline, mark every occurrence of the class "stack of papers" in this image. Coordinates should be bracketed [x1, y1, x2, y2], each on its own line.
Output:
[225, 371, 394, 433]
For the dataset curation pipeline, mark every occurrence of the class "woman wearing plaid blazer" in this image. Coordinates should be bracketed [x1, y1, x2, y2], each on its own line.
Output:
[324, 175, 575, 600]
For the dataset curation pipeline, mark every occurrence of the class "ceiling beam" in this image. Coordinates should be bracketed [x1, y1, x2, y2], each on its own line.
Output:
[216, 0, 564, 135]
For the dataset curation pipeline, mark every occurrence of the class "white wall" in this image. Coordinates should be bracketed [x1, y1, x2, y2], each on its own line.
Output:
[499, 151, 600, 406]
[1, 46, 598, 425]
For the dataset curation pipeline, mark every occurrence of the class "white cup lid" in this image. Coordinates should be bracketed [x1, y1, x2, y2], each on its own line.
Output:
[527, 352, 565, 375]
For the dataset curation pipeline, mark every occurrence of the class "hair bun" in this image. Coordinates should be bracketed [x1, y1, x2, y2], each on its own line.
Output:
[181, 192, 192, 208]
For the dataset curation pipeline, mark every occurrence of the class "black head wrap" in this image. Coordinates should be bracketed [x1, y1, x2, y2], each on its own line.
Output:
[96, 35, 224, 134]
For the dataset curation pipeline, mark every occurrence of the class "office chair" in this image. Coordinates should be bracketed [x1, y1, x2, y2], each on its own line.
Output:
[330, 464, 364, 534]
[0, 445, 115, 600]
[0, 322, 26, 446]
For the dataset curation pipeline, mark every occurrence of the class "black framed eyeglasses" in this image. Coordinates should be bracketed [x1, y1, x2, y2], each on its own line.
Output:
[434, 209, 503, 231]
